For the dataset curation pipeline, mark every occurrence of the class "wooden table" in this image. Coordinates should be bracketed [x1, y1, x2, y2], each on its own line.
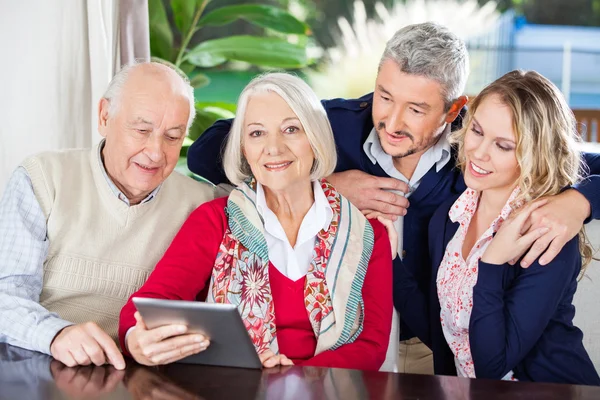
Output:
[1, 344, 599, 399]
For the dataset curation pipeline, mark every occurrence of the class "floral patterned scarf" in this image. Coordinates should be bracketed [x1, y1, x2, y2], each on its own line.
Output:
[206, 179, 374, 356]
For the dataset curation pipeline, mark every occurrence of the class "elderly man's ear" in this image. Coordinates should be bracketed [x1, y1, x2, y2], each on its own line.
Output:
[98, 98, 110, 137]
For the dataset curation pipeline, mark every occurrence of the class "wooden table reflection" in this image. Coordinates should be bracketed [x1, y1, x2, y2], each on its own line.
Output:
[1, 344, 599, 400]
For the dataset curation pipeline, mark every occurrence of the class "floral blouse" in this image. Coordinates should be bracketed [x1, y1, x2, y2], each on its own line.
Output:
[436, 187, 520, 380]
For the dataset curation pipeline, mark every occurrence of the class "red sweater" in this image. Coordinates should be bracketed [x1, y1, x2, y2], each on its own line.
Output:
[119, 197, 393, 371]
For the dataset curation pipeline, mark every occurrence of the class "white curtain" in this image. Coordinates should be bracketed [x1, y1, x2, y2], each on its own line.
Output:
[0, 0, 149, 196]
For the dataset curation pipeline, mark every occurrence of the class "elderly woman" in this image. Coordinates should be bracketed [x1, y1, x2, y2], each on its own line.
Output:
[119, 73, 393, 370]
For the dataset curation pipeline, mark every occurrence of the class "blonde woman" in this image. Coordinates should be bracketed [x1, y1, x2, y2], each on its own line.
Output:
[399, 70, 600, 384]
[119, 73, 394, 370]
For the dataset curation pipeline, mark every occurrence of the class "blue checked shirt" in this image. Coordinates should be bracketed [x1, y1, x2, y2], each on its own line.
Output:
[0, 143, 159, 355]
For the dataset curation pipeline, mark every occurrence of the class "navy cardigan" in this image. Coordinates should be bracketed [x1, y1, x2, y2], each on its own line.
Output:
[398, 194, 600, 385]
[188, 93, 600, 342]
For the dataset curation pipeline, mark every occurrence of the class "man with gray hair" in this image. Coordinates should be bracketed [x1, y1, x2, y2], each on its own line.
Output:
[186, 22, 600, 374]
[0, 62, 214, 369]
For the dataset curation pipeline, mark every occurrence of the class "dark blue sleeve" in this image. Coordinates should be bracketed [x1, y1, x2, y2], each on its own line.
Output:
[573, 151, 600, 222]
[469, 246, 578, 379]
[187, 119, 233, 185]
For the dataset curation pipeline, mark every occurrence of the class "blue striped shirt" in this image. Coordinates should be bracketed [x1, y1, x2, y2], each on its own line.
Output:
[0, 142, 159, 354]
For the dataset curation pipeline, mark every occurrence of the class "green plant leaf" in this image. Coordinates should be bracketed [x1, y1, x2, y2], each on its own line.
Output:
[185, 36, 307, 69]
[179, 62, 196, 75]
[170, 0, 200, 36]
[149, 0, 174, 61]
[189, 106, 235, 141]
[186, 51, 227, 68]
[190, 73, 211, 89]
[198, 4, 310, 35]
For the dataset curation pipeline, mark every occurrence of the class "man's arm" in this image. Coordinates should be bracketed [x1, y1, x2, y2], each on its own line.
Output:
[519, 151, 600, 267]
[572, 151, 600, 222]
[0, 168, 124, 369]
[327, 171, 409, 220]
[0, 167, 72, 353]
[187, 119, 233, 185]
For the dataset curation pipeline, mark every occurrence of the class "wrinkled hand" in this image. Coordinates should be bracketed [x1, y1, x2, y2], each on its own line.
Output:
[50, 322, 125, 369]
[516, 190, 590, 268]
[327, 170, 409, 220]
[127, 311, 210, 366]
[481, 200, 550, 265]
[50, 360, 125, 399]
[259, 350, 294, 368]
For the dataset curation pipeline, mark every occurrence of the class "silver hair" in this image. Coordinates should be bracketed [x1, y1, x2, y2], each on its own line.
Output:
[102, 61, 197, 130]
[223, 72, 337, 185]
[379, 22, 470, 109]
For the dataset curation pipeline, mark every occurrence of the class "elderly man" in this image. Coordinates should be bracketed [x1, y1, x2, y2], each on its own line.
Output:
[186, 23, 600, 374]
[0, 62, 214, 369]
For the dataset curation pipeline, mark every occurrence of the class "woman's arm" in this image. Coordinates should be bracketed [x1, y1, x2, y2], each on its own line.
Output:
[302, 219, 393, 371]
[469, 241, 579, 379]
[118, 199, 227, 352]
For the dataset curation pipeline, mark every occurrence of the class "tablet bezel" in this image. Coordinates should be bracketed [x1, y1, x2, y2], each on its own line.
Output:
[132, 297, 262, 369]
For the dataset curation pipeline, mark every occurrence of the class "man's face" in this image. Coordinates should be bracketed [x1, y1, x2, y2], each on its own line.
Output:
[372, 59, 452, 160]
[98, 67, 190, 204]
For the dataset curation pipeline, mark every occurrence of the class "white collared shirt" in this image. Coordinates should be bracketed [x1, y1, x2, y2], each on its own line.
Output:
[256, 181, 333, 281]
[362, 125, 452, 258]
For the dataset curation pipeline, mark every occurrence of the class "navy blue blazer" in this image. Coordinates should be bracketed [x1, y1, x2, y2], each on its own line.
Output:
[188, 93, 600, 342]
[398, 194, 600, 385]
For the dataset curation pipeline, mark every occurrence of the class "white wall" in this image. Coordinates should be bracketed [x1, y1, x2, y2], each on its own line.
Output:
[0, 0, 149, 198]
[0, 1, 95, 196]
[573, 219, 600, 370]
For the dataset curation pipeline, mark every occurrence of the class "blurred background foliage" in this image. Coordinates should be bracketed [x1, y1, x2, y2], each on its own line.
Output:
[148, 0, 313, 176]
[149, 0, 600, 177]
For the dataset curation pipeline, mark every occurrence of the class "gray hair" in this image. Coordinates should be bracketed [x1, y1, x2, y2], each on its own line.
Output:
[223, 72, 337, 185]
[380, 22, 469, 109]
[102, 61, 196, 130]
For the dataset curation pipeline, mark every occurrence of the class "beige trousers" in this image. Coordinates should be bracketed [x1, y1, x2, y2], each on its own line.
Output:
[396, 337, 434, 375]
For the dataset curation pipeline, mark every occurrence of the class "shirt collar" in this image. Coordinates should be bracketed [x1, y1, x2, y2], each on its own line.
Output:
[362, 124, 452, 173]
[256, 181, 334, 236]
[97, 139, 161, 206]
[449, 186, 521, 229]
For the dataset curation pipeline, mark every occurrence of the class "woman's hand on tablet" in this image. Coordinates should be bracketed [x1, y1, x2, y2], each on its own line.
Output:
[259, 350, 294, 368]
[127, 311, 210, 366]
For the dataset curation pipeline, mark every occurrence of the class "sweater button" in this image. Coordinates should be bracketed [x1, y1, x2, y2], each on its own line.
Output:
[402, 250, 407, 258]
[359, 101, 369, 108]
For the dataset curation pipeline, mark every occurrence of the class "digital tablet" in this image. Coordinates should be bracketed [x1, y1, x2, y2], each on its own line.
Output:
[132, 297, 262, 369]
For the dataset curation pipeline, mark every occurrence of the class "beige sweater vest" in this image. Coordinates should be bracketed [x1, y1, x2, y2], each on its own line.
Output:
[21, 144, 214, 346]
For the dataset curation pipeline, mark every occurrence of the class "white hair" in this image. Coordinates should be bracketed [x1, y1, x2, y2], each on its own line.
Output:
[102, 61, 197, 130]
[380, 22, 470, 109]
[223, 72, 337, 185]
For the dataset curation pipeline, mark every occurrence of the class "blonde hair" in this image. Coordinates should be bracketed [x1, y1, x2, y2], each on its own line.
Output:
[223, 72, 337, 185]
[450, 70, 593, 272]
